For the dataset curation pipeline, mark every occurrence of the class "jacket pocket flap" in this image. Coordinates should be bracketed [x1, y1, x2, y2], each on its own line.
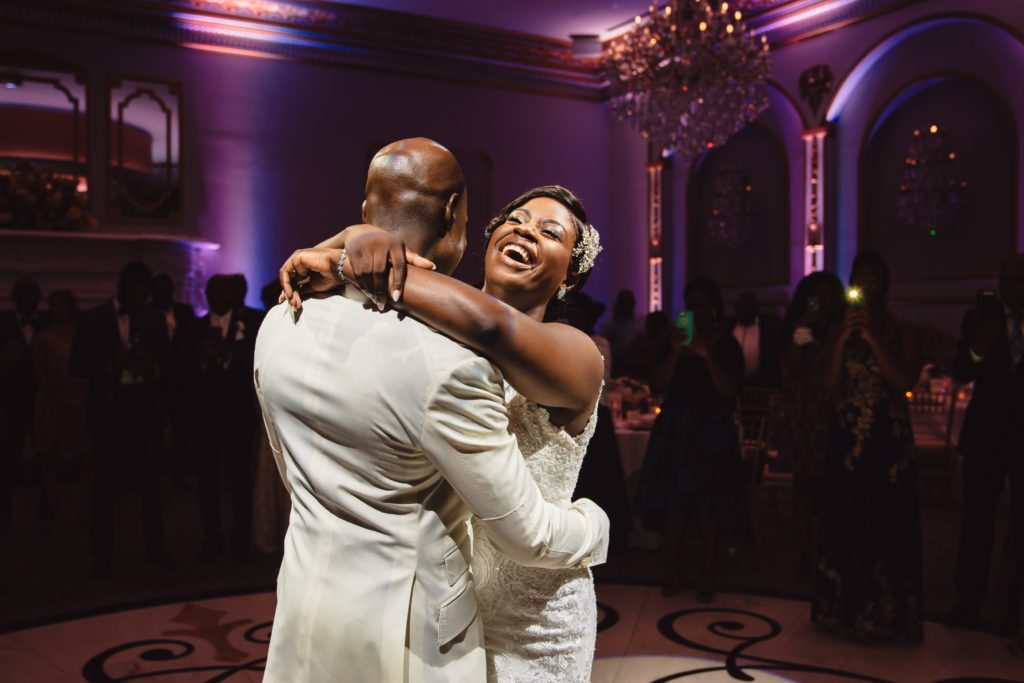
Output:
[443, 543, 469, 587]
[437, 581, 477, 648]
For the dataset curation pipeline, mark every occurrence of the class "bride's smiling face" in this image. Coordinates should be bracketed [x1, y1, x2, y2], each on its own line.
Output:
[483, 196, 577, 304]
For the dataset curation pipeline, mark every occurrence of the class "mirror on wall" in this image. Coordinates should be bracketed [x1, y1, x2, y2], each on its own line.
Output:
[0, 62, 93, 231]
[108, 77, 181, 223]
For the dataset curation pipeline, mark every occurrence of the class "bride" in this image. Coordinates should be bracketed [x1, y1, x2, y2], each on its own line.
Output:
[280, 185, 605, 682]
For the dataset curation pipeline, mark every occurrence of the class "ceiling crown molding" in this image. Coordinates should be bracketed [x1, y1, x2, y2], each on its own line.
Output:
[0, 0, 938, 99]
[747, 0, 930, 47]
[0, 0, 607, 100]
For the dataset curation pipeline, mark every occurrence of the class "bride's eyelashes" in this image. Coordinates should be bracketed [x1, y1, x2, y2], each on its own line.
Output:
[506, 213, 565, 243]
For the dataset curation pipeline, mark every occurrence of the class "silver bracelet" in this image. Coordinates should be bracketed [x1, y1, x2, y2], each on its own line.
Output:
[335, 248, 349, 284]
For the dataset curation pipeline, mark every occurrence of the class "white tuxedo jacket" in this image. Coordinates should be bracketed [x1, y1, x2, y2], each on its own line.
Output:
[254, 291, 608, 683]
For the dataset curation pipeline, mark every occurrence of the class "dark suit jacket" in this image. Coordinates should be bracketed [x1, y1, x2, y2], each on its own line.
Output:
[0, 310, 50, 421]
[193, 306, 264, 428]
[153, 301, 197, 386]
[952, 307, 1024, 460]
[70, 300, 169, 424]
[727, 313, 785, 388]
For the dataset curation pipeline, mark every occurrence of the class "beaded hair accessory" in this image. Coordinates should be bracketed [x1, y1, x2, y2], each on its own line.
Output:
[573, 222, 602, 275]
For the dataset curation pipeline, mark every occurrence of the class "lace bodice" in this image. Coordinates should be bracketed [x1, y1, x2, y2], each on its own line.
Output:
[472, 384, 600, 683]
[502, 383, 599, 504]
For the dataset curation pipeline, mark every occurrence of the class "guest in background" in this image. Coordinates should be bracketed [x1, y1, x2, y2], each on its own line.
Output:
[71, 262, 172, 579]
[623, 311, 673, 385]
[727, 291, 785, 389]
[251, 278, 289, 556]
[193, 274, 263, 561]
[0, 277, 47, 531]
[635, 277, 745, 601]
[150, 274, 197, 486]
[814, 250, 923, 642]
[601, 289, 644, 377]
[32, 290, 89, 534]
[260, 279, 283, 312]
[948, 253, 1024, 635]
[566, 292, 631, 551]
[777, 272, 846, 582]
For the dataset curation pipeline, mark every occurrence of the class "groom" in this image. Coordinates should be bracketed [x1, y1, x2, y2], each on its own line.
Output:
[255, 138, 609, 682]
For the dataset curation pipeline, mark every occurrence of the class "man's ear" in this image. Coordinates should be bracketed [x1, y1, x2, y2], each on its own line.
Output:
[443, 192, 460, 231]
[361, 200, 367, 223]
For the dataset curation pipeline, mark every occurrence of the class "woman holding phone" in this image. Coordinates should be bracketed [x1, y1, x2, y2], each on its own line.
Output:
[777, 272, 846, 583]
[634, 277, 745, 600]
[813, 250, 924, 642]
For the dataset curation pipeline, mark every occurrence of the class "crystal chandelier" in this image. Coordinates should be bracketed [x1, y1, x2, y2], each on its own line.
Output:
[605, 0, 772, 158]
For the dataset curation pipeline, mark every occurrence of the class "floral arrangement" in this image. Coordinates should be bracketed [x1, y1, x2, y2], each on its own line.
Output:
[0, 162, 98, 231]
[607, 376, 653, 412]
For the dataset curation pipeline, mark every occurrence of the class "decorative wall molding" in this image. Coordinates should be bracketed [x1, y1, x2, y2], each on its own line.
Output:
[747, 0, 932, 47]
[0, 0, 606, 100]
[647, 162, 664, 313]
[802, 127, 827, 275]
[0, 0, 941, 102]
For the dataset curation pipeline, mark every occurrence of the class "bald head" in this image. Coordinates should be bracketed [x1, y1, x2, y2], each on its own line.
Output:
[999, 253, 1024, 312]
[362, 138, 467, 273]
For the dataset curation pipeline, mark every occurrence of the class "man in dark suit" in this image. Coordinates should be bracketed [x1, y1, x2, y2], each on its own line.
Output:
[193, 274, 263, 560]
[151, 274, 197, 484]
[70, 262, 172, 578]
[0, 277, 48, 531]
[727, 291, 785, 388]
[949, 253, 1024, 634]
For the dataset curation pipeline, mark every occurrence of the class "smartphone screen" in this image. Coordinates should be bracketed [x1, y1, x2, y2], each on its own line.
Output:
[675, 310, 694, 346]
[846, 287, 865, 308]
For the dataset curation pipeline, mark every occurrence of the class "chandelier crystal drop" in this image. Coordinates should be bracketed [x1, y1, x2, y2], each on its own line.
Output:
[605, 0, 772, 158]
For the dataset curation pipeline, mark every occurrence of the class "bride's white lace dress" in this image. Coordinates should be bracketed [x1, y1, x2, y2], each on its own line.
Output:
[472, 383, 600, 683]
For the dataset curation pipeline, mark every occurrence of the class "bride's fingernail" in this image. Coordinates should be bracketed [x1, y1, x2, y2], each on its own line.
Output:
[392, 289, 400, 303]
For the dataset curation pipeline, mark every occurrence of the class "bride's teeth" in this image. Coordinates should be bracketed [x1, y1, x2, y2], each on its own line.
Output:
[503, 244, 531, 264]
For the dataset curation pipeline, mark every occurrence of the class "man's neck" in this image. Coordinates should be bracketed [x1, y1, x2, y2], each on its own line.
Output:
[364, 212, 438, 259]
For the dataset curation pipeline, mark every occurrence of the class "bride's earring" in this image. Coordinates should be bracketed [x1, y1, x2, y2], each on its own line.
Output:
[557, 285, 569, 300]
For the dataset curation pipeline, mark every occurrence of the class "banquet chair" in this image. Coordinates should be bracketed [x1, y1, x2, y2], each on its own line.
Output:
[739, 392, 788, 561]
[739, 386, 776, 417]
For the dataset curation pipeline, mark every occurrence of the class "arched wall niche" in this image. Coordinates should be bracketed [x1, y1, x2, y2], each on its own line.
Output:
[686, 121, 790, 291]
[670, 80, 804, 315]
[859, 75, 1016, 283]
[823, 14, 1024, 283]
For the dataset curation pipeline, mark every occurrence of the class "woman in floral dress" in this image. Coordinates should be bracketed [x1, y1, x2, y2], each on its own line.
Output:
[813, 251, 924, 642]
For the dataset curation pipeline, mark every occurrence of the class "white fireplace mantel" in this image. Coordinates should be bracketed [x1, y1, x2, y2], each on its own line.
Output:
[0, 229, 219, 310]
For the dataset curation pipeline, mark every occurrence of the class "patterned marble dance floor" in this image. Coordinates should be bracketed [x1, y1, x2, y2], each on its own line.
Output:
[1, 584, 1021, 682]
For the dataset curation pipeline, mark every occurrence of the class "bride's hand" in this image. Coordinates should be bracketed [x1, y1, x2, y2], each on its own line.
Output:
[279, 246, 344, 309]
[278, 224, 434, 310]
[343, 225, 435, 310]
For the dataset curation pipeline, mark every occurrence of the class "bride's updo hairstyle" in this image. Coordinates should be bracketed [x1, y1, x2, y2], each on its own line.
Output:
[483, 185, 602, 299]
